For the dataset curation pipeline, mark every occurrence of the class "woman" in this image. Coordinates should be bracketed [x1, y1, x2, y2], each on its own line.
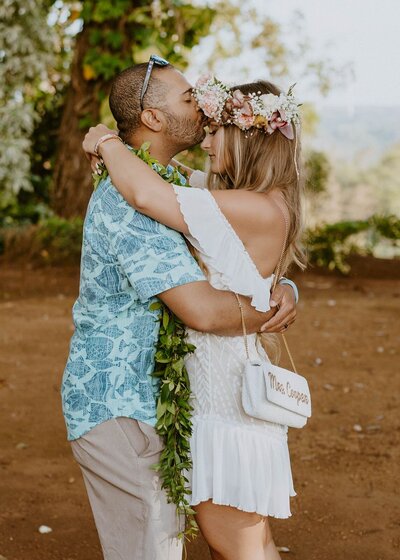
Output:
[83, 77, 305, 560]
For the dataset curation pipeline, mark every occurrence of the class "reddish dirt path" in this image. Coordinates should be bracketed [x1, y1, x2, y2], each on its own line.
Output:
[0, 264, 399, 560]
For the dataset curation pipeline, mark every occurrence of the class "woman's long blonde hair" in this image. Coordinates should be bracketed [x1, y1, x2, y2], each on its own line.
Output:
[207, 80, 306, 276]
[202, 80, 307, 362]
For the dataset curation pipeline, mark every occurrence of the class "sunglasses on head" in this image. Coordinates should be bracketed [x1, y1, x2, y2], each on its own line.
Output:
[140, 54, 169, 111]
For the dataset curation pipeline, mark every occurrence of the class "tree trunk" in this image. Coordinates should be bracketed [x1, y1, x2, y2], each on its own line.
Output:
[52, 26, 104, 218]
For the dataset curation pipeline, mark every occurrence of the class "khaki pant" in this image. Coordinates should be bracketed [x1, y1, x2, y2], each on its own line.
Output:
[71, 417, 183, 560]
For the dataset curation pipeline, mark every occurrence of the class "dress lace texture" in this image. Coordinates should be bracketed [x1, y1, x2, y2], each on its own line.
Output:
[173, 177, 295, 518]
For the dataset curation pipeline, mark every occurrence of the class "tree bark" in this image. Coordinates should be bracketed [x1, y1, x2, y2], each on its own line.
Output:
[52, 26, 104, 218]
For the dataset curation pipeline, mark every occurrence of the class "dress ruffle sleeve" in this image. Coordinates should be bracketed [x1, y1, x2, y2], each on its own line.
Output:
[173, 184, 274, 312]
[189, 170, 207, 188]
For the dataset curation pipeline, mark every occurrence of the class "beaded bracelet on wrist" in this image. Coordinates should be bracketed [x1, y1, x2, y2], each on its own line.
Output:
[93, 133, 123, 157]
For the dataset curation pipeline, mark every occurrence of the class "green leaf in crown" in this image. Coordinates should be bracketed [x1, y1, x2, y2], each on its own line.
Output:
[92, 142, 198, 540]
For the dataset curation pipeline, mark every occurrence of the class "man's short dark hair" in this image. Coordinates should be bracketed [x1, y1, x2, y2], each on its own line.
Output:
[109, 63, 172, 142]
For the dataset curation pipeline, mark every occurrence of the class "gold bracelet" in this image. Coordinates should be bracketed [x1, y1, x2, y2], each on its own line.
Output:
[93, 134, 123, 157]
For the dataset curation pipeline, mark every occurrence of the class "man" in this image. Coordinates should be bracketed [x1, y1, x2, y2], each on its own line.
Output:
[62, 58, 298, 560]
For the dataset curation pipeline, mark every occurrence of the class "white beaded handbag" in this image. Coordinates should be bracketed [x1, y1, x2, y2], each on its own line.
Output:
[237, 206, 312, 429]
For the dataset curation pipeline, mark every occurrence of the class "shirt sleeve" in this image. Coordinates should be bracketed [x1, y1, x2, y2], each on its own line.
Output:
[100, 183, 205, 302]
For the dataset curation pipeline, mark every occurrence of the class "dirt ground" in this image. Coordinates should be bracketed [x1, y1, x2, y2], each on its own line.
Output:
[0, 262, 399, 560]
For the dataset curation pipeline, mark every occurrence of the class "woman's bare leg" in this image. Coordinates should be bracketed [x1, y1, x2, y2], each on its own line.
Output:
[194, 500, 281, 560]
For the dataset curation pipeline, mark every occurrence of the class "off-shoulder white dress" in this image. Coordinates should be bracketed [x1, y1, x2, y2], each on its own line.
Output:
[173, 171, 295, 519]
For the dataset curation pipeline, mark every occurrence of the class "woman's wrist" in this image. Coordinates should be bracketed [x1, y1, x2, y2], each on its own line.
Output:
[94, 133, 123, 157]
[278, 277, 299, 303]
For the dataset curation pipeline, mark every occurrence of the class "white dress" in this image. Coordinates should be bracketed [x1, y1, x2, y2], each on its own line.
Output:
[173, 172, 295, 519]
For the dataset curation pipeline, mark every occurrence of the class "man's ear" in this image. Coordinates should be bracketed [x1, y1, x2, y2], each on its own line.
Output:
[140, 108, 163, 132]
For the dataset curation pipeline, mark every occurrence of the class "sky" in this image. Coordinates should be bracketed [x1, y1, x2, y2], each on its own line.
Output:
[188, 0, 400, 109]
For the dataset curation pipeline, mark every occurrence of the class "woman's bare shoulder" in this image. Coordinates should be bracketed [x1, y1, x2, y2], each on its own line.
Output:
[211, 189, 288, 235]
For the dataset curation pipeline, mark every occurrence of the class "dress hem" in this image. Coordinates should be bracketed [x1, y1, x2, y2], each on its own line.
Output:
[190, 495, 296, 519]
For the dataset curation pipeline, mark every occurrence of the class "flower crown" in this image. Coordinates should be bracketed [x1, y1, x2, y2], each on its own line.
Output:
[193, 75, 301, 140]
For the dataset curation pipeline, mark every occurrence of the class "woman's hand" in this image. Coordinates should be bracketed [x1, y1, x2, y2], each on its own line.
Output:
[82, 124, 117, 156]
[82, 124, 118, 173]
[260, 283, 297, 333]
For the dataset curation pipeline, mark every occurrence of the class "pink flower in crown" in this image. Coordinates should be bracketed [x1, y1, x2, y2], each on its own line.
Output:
[232, 89, 245, 108]
[268, 110, 294, 139]
[235, 109, 255, 130]
[241, 100, 253, 117]
[199, 91, 222, 120]
[233, 97, 254, 128]
[224, 90, 245, 117]
[236, 113, 255, 129]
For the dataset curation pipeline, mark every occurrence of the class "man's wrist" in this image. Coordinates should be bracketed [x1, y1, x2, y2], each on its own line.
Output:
[278, 277, 299, 303]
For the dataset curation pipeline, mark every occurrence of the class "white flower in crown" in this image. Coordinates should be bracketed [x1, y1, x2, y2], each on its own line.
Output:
[252, 90, 300, 122]
[249, 86, 301, 138]
[259, 93, 280, 114]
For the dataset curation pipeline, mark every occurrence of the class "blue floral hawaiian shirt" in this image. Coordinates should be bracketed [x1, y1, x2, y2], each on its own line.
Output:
[61, 175, 205, 441]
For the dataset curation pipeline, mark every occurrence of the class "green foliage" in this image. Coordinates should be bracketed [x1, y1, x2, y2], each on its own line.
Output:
[0, 0, 56, 194]
[175, 144, 208, 175]
[0, 216, 83, 264]
[150, 302, 198, 540]
[306, 219, 369, 273]
[79, 0, 215, 83]
[29, 80, 67, 204]
[371, 214, 400, 241]
[0, 193, 52, 228]
[306, 214, 400, 273]
[35, 216, 83, 263]
[304, 150, 331, 195]
[21, 216, 80, 261]
[0, 71, 65, 230]
[81, 0, 132, 23]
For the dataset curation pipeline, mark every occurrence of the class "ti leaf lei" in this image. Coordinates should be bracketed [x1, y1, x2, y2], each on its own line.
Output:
[93, 142, 198, 540]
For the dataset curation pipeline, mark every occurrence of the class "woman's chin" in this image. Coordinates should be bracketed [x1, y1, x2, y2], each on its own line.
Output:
[210, 162, 221, 173]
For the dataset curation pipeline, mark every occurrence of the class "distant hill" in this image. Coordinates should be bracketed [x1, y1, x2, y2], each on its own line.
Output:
[309, 106, 400, 165]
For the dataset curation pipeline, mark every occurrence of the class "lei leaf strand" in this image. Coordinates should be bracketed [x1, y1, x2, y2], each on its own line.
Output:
[92, 142, 199, 540]
[149, 302, 198, 540]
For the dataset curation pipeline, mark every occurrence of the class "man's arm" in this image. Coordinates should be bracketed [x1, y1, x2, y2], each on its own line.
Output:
[105, 187, 297, 335]
[159, 280, 281, 336]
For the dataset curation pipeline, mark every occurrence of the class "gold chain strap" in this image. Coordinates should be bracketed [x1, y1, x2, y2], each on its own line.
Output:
[234, 292, 250, 360]
[281, 332, 297, 373]
[271, 198, 289, 293]
[235, 198, 298, 372]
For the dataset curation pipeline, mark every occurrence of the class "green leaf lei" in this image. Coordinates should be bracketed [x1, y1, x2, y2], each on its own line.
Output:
[92, 142, 199, 540]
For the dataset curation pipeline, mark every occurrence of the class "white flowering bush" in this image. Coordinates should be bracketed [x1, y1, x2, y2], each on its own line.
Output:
[0, 0, 55, 194]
